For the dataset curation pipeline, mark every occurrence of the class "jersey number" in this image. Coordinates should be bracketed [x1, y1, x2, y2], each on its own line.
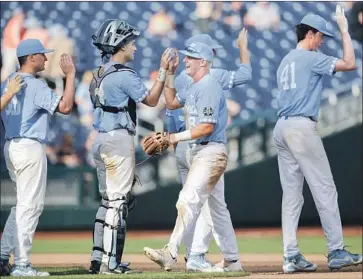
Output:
[280, 62, 297, 90]
[5, 97, 21, 116]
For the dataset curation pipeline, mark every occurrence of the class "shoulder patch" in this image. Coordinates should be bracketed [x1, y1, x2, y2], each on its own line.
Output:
[203, 107, 214, 117]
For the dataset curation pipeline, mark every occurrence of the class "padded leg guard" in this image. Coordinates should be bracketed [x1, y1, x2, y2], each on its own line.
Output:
[91, 198, 109, 262]
[103, 199, 128, 271]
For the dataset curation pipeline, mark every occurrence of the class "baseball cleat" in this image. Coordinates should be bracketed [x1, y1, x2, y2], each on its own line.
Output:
[215, 259, 244, 272]
[283, 253, 317, 273]
[0, 258, 12, 276]
[143, 246, 177, 271]
[328, 248, 362, 271]
[186, 253, 223, 272]
[89, 260, 131, 274]
[99, 262, 141, 274]
[10, 264, 50, 277]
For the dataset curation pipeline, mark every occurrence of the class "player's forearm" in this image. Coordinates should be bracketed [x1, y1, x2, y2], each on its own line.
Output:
[58, 73, 76, 114]
[239, 45, 250, 65]
[145, 80, 165, 107]
[164, 74, 182, 109]
[341, 32, 356, 70]
[171, 123, 214, 143]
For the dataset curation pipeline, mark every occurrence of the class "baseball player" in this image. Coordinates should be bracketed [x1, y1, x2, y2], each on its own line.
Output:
[166, 30, 251, 272]
[88, 19, 173, 274]
[0, 39, 75, 277]
[0, 75, 24, 111]
[273, 5, 362, 273]
[144, 42, 240, 273]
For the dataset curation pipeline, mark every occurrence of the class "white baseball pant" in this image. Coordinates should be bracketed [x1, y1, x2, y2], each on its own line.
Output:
[1, 138, 47, 265]
[176, 141, 238, 259]
[168, 143, 239, 261]
[273, 116, 344, 257]
[91, 129, 135, 266]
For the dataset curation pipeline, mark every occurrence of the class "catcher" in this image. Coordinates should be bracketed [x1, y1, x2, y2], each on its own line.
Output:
[88, 19, 174, 275]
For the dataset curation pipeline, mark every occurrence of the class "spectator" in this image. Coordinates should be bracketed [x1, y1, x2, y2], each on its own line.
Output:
[1, 9, 26, 81]
[194, 2, 223, 32]
[55, 134, 81, 168]
[349, 1, 363, 42]
[243, 2, 280, 30]
[223, 2, 248, 31]
[22, 16, 49, 46]
[147, 9, 175, 36]
[43, 24, 75, 93]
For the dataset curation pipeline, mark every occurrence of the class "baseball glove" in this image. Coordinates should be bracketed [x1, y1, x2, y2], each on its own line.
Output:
[141, 132, 171, 156]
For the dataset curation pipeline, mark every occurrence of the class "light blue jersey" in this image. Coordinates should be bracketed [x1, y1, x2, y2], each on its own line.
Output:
[0, 73, 61, 143]
[166, 63, 252, 133]
[276, 49, 338, 121]
[177, 74, 228, 144]
[92, 61, 149, 134]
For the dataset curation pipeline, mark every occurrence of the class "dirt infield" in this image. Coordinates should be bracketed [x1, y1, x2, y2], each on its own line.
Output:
[33, 226, 362, 240]
[29, 227, 362, 279]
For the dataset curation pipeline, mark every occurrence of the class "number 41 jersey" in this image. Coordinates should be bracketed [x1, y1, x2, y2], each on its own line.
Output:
[276, 48, 337, 121]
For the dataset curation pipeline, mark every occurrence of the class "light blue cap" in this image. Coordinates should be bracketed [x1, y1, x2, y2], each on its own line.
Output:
[179, 42, 214, 62]
[185, 34, 222, 50]
[300, 14, 334, 37]
[16, 39, 54, 57]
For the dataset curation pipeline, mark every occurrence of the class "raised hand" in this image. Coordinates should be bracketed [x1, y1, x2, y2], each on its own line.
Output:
[59, 53, 76, 76]
[168, 49, 179, 74]
[160, 48, 173, 70]
[336, 4, 348, 33]
[237, 28, 248, 49]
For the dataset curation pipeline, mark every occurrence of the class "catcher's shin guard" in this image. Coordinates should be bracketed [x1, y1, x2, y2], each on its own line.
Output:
[103, 199, 128, 271]
[91, 198, 109, 262]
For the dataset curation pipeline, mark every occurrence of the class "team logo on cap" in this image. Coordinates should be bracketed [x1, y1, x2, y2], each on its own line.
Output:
[203, 107, 214, 117]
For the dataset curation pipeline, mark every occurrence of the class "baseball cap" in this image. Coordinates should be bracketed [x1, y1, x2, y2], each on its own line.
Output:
[185, 34, 222, 50]
[16, 39, 54, 57]
[300, 14, 334, 37]
[179, 42, 214, 62]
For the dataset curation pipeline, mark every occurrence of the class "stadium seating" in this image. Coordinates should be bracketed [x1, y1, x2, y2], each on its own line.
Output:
[1, 1, 361, 118]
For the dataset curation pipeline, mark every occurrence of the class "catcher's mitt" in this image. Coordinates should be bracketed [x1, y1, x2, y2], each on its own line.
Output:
[141, 132, 171, 156]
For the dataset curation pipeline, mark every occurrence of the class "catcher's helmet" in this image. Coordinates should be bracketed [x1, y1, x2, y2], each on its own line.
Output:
[92, 19, 140, 54]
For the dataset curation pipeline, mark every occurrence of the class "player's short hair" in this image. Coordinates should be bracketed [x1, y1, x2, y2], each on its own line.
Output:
[18, 55, 28, 67]
[295, 23, 319, 42]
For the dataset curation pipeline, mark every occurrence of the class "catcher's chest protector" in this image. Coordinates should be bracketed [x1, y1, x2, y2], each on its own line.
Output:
[89, 64, 137, 125]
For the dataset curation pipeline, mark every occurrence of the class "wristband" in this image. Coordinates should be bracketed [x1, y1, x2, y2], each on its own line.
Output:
[167, 74, 175, 88]
[157, 68, 167, 82]
[173, 130, 192, 142]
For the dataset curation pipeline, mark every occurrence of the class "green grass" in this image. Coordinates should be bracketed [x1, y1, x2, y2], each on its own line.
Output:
[32, 235, 362, 254]
[11, 266, 248, 279]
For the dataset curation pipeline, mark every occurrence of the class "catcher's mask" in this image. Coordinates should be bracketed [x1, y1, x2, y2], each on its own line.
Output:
[92, 19, 140, 55]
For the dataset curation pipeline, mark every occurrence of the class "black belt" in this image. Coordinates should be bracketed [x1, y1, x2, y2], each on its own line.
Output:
[279, 115, 316, 122]
[200, 141, 209, 145]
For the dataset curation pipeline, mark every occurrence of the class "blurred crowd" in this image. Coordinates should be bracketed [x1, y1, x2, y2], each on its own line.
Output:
[1, 2, 362, 169]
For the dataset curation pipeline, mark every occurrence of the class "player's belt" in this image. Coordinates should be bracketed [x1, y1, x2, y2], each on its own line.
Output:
[279, 115, 316, 122]
[200, 141, 209, 145]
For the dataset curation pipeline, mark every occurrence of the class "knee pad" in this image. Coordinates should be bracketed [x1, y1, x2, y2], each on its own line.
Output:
[103, 199, 128, 271]
[92, 198, 109, 254]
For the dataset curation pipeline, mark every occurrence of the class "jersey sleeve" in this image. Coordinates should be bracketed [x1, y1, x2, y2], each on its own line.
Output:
[33, 80, 61, 115]
[311, 52, 338, 76]
[166, 111, 178, 133]
[120, 71, 149, 103]
[211, 64, 252, 90]
[196, 83, 221, 124]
